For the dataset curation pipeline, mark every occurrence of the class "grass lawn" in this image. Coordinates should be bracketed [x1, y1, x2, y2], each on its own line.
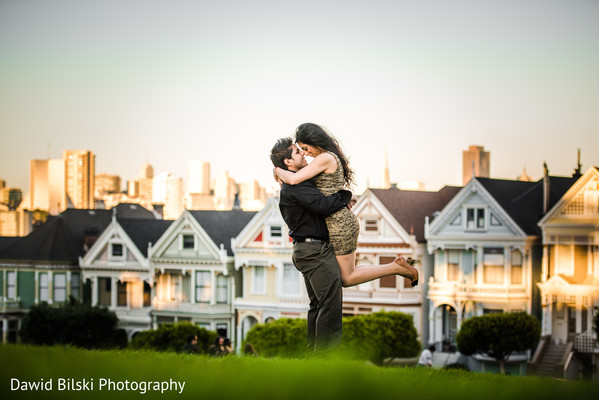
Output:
[1, 345, 598, 400]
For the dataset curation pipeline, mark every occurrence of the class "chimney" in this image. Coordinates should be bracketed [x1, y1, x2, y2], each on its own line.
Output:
[232, 192, 241, 210]
[152, 203, 164, 219]
[573, 148, 582, 178]
[543, 162, 550, 214]
[83, 227, 99, 252]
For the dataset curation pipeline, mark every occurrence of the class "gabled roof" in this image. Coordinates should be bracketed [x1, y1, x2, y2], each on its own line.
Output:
[0, 237, 20, 252]
[0, 217, 80, 263]
[0, 204, 157, 263]
[370, 186, 461, 242]
[477, 175, 577, 235]
[118, 219, 173, 257]
[189, 210, 258, 256]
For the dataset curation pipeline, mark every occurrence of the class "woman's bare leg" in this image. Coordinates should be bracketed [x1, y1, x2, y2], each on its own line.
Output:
[336, 252, 418, 288]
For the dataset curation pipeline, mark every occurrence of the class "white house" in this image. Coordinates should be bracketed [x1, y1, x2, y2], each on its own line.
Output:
[350, 186, 460, 342]
[425, 172, 576, 351]
[537, 166, 599, 347]
[232, 197, 307, 348]
[80, 215, 172, 339]
[148, 209, 256, 341]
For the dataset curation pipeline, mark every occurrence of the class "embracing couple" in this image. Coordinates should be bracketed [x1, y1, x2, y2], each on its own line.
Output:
[270, 123, 419, 354]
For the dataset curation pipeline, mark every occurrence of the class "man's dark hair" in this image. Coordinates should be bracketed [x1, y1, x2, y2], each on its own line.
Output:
[270, 137, 294, 170]
[186, 334, 196, 344]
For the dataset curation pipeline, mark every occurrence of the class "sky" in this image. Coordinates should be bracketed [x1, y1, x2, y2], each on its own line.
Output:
[1, 0, 598, 196]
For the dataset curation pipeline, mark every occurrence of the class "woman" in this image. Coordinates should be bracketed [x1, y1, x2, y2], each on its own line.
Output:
[274, 123, 419, 287]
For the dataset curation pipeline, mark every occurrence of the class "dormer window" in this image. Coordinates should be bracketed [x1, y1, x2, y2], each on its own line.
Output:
[466, 207, 486, 230]
[364, 218, 379, 233]
[111, 243, 123, 257]
[269, 225, 282, 238]
[183, 234, 195, 249]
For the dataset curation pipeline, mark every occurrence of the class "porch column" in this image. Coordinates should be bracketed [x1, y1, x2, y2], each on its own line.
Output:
[456, 300, 463, 331]
[111, 277, 117, 308]
[428, 302, 436, 345]
[91, 277, 98, 306]
[1, 318, 7, 343]
[210, 270, 216, 306]
[476, 246, 483, 285]
[541, 245, 549, 282]
[504, 246, 511, 288]
[190, 269, 196, 303]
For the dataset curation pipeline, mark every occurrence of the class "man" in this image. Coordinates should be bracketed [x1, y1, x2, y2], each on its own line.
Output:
[417, 345, 436, 367]
[182, 334, 200, 354]
[270, 137, 353, 354]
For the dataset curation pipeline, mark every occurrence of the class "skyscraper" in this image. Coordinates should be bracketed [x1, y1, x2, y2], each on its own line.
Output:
[186, 160, 211, 195]
[462, 145, 490, 185]
[19, 158, 67, 214]
[152, 172, 184, 220]
[64, 150, 95, 209]
[381, 149, 391, 189]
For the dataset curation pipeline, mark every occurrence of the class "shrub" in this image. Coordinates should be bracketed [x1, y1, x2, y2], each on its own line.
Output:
[456, 312, 541, 374]
[341, 311, 420, 364]
[244, 318, 308, 358]
[244, 311, 421, 363]
[131, 322, 217, 354]
[20, 299, 124, 349]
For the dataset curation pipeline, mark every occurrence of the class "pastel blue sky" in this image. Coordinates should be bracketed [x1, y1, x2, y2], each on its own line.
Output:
[1, 0, 598, 195]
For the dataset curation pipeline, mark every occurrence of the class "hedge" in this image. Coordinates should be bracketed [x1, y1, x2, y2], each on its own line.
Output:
[131, 321, 217, 354]
[243, 311, 420, 363]
[20, 299, 126, 349]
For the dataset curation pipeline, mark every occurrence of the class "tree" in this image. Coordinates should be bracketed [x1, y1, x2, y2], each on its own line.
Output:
[456, 312, 541, 374]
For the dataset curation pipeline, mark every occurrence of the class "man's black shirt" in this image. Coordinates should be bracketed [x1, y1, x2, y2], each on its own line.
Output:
[279, 180, 352, 242]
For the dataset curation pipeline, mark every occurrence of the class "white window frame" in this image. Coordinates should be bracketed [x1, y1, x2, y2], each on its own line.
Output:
[7, 271, 17, 300]
[195, 271, 212, 303]
[281, 263, 302, 297]
[53, 273, 67, 303]
[216, 274, 228, 303]
[483, 248, 504, 284]
[555, 244, 575, 276]
[447, 250, 460, 282]
[267, 225, 282, 240]
[182, 234, 196, 250]
[39, 273, 49, 302]
[109, 241, 125, 261]
[465, 207, 487, 231]
[252, 265, 267, 295]
[363, 217, 380, 234]
[71, 273, 80, 300]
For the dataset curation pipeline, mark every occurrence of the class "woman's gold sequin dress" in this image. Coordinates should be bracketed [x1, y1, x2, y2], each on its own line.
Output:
[313, 153, 360, 256]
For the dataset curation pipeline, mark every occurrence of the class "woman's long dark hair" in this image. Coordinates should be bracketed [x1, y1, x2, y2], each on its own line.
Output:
[294, 123, 355, 187]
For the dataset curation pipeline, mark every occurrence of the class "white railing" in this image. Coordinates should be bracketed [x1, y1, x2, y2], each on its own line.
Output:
[152, 300, 232, 314]
[574, 334, 598, 353]
[0, 299, 20, 311]
[428, 281, 527, 299]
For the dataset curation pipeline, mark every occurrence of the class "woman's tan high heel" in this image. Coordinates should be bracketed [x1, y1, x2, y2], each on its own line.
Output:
[394, 257, 419, 287]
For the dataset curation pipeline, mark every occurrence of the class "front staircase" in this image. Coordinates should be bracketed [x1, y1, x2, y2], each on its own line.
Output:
[528, 338, 572, 378]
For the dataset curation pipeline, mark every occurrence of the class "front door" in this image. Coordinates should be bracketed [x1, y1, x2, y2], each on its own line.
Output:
[552, 302, 568, 344]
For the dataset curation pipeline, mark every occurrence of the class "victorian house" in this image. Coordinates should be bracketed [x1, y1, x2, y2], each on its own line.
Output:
[80, 215, 172, 339]
[232, 197, 306, 347]
[148, 209, 255, 340]
[349, 186, 460, 342]
[0, 204, 155, 343]
[424, 170, 577, 353]
[536, 166, 599, 350]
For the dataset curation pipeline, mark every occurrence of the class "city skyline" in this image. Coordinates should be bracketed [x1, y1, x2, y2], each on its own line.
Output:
[1, 1, 598, 194]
